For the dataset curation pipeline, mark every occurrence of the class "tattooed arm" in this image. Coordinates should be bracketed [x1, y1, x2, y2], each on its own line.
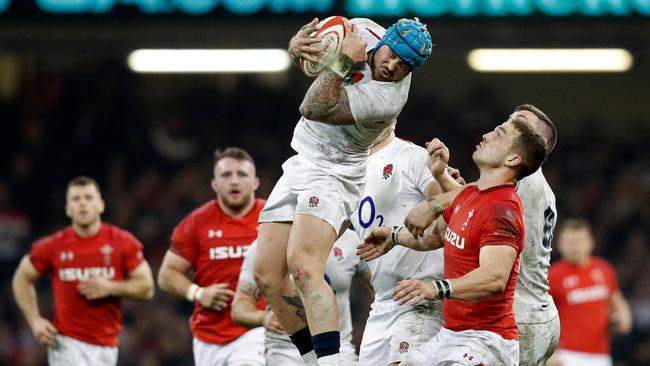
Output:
[231, 280, 266, 329]
[298, 26, 368, 125]
[299, 70, 354, 125]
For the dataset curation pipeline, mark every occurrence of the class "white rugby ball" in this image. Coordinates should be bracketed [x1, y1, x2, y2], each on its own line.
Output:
[299, 16, 347, 77]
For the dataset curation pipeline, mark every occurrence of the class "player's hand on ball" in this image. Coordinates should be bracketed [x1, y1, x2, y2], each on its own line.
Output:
[200, 283, 235, 311]
[425, 138, 450, 180]
[404, 200, 437, 238]
[289, 18, 322, 63]
[447, 166, 466, 185]
[393, 279, 438, 306]
[341, 30, 368, 65]
[357, 227, 393, 261]
[30, 316, 58, 346]
[78, 277, 117, 300]
[263, 310, 285, 334]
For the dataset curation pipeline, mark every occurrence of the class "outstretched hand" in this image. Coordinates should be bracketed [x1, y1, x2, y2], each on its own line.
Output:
[356, 226, 394, 261]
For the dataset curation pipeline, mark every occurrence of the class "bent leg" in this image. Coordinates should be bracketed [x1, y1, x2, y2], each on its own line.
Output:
[254, 222, 308, 334]
[287, 214, 339, 335]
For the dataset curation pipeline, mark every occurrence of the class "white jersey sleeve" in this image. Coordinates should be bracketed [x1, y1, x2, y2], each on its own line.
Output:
[407, 141, 436, 194]
[514, 168, 559, 324]
[345, 75, 411, 124]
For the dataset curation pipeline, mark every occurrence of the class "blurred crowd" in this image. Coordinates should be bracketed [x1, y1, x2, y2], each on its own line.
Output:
[1, 64, 648, 365]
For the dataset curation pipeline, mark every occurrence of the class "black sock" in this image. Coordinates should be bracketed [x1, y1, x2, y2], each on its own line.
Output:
[312, 331, 340, 358]
[289, 327, 314, 356]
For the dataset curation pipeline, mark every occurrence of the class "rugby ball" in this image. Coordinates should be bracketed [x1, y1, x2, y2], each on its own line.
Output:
[299, 16, 347, 77]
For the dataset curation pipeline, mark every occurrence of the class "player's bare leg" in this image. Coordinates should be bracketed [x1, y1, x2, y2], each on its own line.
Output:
[287, 214, 339, 365]
[254, 222, 309, 332]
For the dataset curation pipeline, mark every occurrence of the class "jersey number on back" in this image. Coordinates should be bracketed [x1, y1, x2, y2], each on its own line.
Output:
[358, 196, 384, 228]
[542, 206, 556, 249]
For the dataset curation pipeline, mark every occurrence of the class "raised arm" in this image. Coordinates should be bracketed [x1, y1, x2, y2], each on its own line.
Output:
[404, 187, 464, 237]
[12, 256, 58, 346]
[357, 216, 447, 262]
[298, 26, 368, 125]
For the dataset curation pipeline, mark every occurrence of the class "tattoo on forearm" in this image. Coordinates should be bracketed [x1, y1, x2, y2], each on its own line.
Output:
[237, 281, 262, 300]
[300, 70, 351, 123]
[426, 197, 444, 216]
[282, 295, 307, 323]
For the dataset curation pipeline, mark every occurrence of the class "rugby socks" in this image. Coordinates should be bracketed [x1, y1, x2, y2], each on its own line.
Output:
[312, 330, 340, 365]
[289, 327, 317, 365]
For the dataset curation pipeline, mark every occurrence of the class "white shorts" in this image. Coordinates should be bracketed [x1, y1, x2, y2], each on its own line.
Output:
[193, 327, 265, 366]
[517, 315, 560, 366]
[555, 349, 612, 366]
[402, 327, 519, 366]
[264, 338, 303, 366]
[359, 300, 443, 365]
[47, 334, 118, 366]
[264, 331, 358, 365]
[259, 154, 363, 234]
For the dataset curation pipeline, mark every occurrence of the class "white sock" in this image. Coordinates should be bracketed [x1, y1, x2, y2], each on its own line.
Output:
[301, 350, 318, 366]
[317, 353, 340, 366]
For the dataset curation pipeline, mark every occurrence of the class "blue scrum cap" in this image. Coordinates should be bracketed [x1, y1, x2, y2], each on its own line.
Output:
[375, 18, 432, 71]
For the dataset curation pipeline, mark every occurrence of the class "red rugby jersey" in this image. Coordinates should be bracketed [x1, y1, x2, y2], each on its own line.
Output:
[170, 199, 265, 345]
[549, 257, 618, 354]
[441, 184, 525, 340]
[29, 223, 144, 346]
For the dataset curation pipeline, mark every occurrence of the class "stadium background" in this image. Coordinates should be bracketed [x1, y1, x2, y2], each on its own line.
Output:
[0, 1, 648, 365]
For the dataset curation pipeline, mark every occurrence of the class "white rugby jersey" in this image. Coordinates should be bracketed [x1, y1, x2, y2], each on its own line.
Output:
[514, 168, 559, 323]
[238, 230, 368, 346]
[350, 138, 444, 302]
[290, 18, 412, 178]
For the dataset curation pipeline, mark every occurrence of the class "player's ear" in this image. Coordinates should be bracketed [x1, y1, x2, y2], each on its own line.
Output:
[504, 153, 522, 169]
[65, 201, 72, 218]
[98, 197, 105, 215]
[253, 176, 260, 192]
[210, 178, 219, 193]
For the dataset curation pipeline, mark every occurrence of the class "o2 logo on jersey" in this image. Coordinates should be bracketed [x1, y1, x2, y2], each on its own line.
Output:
[358, 196, 384, 229]
[209, 245, 250, 260]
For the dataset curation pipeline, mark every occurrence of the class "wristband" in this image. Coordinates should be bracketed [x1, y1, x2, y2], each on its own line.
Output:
[186, 284, 203, 302]
[432, 279, 453, 299]
[328, 53, 355, 77]
[391, 226, 404, 248]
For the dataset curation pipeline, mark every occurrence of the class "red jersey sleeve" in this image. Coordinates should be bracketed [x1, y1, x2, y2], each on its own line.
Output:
[170, 213, 199, 263]
[29, 236, 54, 274]
[121, 231, 145, 273]
[479, 201, 524, 252]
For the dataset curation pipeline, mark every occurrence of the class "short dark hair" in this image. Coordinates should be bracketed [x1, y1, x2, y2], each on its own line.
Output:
[511, 119, 547, 180]
[560, 218, 593, 234]
[213, 147, 255, 166]
[68, 176, 100, 191]
[515, 104, 557, 154]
